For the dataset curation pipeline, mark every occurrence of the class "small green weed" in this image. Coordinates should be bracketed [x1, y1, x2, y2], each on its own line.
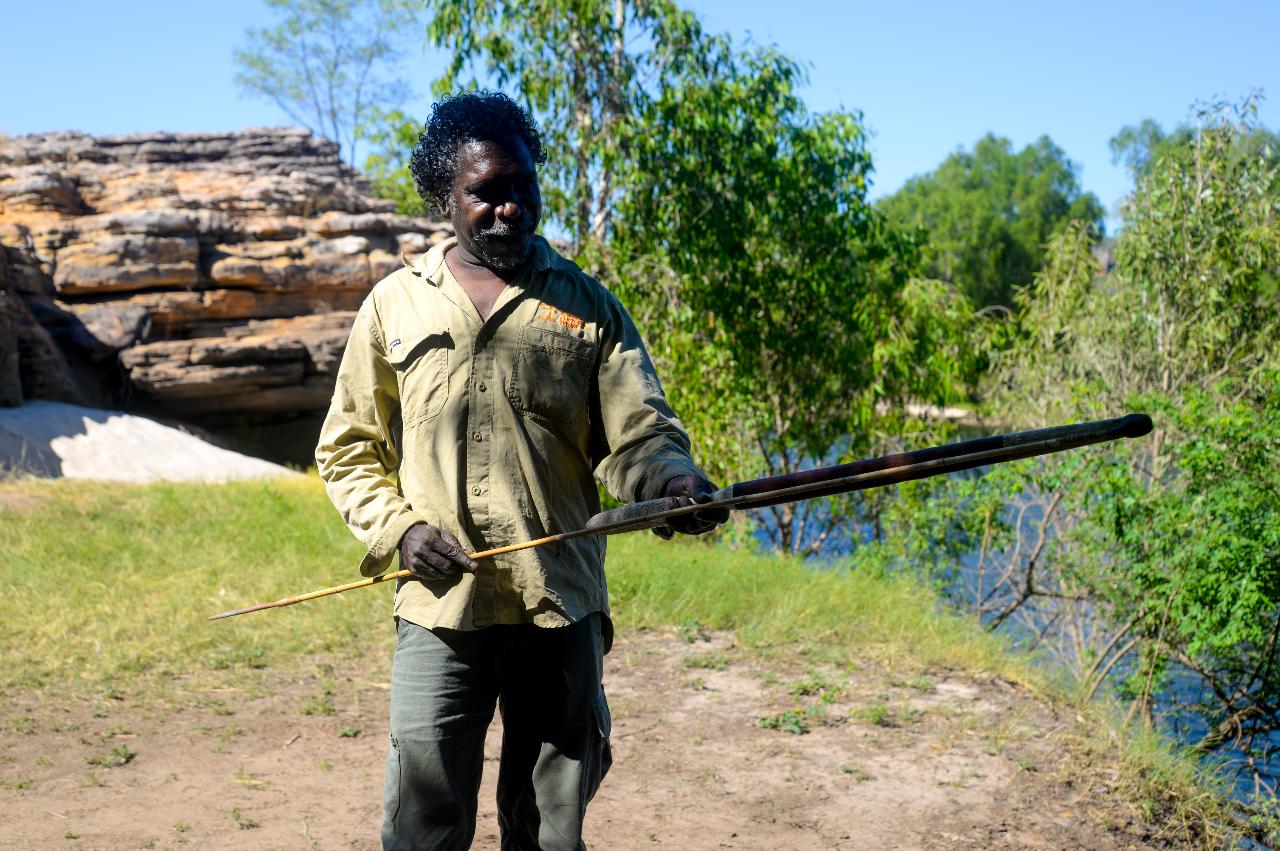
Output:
[675, 620, 709, 643]
[300, 682, 337, 716]
[318, 759, 333, 771]
[64, 830, 79, 840]
[231, 807, 260, 830]
[855, 702, 894, 727]
[908, 675, 935, 692]
[338, 726, 361, 738]
[85, 744, 134, 767]
[839, 762, 872, 782]
[789, 674, 843, 701]
[234, 763, 267, 789]
[173, 822, 190, 835]
[759, 705, 824, 735]
[0, 778, 32, 790]
[6, 716, 35, 734]
[682, 651, 729, 671]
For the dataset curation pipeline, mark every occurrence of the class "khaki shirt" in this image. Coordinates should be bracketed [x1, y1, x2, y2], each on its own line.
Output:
[316, 235, 702, 633]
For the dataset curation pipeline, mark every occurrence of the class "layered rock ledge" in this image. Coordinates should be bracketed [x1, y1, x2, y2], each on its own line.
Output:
[0, 128, 450, 420]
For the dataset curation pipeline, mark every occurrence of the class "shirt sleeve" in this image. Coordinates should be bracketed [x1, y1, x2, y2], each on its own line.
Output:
[315, 297, 426, 577]
[591, 291, 705, 503]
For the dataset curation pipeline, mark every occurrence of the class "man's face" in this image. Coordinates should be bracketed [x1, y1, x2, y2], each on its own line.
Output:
[444, 137, 542, 273]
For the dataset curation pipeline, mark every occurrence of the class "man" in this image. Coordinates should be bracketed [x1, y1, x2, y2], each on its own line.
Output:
[315, 90, 726, 850]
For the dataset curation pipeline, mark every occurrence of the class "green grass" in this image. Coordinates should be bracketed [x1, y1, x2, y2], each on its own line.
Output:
[606, 527, 1028, 681]
[0, 474, 1026, 695]
[0, 477, 377, 693]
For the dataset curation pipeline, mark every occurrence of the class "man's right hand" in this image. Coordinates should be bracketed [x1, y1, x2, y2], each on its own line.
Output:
[399, 523, 479, 580]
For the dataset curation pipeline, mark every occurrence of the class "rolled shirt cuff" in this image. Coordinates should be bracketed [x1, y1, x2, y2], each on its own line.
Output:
[359, 510, 427, 577]
[636, 456, 706, 502]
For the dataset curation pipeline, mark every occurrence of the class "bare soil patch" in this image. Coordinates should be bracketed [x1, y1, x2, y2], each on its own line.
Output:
[1, 632, 1159, 850]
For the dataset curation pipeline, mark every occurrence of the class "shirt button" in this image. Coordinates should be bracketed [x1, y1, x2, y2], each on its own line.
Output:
[472, 431, 483, 442]
[471, 485, 482, 496]
[478, 382, 487, 392]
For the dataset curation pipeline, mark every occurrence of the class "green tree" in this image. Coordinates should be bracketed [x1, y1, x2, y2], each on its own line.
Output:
[604, 44, 980, 554]
[414, 0, 704, 247]
[359, 107, 427, 215]
[1110, 100, 1279, 183]
[234, 0, 410, 163]
[927, 96, 1280, 804]
[413, 2, 982, 554]
[878, 134, 1105, 309]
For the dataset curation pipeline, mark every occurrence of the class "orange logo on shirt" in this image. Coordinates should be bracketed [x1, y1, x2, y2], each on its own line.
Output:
[536, 303, 585, 330]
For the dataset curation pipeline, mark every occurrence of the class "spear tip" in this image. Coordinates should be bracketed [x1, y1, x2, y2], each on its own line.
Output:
[207, 601, 277, 621]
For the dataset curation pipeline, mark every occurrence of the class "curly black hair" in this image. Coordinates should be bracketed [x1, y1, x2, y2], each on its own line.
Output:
[409, 90, 547, 215]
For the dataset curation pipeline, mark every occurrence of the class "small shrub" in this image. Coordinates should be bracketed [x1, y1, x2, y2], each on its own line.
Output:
[759, 705, 824, 735]
[855, 702, 894, 727]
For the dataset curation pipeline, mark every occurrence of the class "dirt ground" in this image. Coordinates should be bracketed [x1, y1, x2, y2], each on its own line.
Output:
[0, 631, 1161, 850]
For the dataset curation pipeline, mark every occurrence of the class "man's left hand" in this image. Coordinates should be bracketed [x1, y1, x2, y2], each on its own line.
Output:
[653, 474, 730, 539]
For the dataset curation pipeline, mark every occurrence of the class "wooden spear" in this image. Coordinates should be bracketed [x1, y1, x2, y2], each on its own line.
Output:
[208, 413, 1152, 621]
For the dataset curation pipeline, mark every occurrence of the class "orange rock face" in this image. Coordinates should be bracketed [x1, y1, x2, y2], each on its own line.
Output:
[0, 128, 452, 417]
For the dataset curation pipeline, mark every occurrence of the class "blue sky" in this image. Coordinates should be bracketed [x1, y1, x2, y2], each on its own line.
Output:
[4, 0, 1276, 221]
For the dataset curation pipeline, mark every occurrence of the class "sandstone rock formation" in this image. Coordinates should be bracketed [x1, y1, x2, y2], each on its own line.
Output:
[0, 128, 451, 422]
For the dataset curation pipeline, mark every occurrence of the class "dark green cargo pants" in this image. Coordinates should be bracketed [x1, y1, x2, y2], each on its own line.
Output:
[382, 614, 612, 851]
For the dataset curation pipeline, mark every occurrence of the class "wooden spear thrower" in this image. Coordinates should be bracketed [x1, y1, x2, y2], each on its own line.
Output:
[208, 413, 1153, 621]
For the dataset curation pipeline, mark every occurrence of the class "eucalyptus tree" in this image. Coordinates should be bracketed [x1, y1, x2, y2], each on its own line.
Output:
[416, 0, 704, 248]
[234, 0, 410, 164]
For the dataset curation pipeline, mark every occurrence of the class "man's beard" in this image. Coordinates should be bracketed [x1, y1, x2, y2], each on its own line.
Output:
[472, 220, 533, 272]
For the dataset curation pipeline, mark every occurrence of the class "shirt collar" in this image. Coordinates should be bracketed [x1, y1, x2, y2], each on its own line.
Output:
[409, 234, 553, 285]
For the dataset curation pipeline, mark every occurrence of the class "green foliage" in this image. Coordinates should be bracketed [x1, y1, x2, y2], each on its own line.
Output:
[85, 744, 135, 768]
[234, 0, 410, 163]
[681, 650, 729, 671]
[359, 107, 428, 215]
[1106, 378, 1280, 755]
[854, 700, 893, 727]
[416, 0, 704, 246]
[931, 95, 1280, 801]
[1110, 105, 1279, 184]
[878, 134, 1105, 308]
[759, 706, 823, 734]
[603, 44, 981, 553]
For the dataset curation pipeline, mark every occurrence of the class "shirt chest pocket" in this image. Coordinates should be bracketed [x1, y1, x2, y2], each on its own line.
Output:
[508, 326, 597, 429]
[387, 329, 451, 429]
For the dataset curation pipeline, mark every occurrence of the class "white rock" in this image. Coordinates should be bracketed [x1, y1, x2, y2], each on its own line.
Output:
[0, 400, 300, 483]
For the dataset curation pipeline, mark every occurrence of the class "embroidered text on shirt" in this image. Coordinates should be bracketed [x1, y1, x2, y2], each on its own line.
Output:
[536, 303, 585, 330]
